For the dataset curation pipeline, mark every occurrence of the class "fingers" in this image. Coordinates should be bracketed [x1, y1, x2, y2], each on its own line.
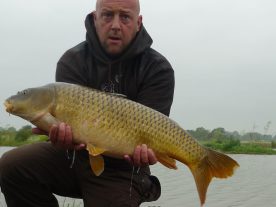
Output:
[147, 148, 157, 165]
[48, 122, 85, 150]
[56, 123, 66, 146]
[64, 124, 73, 147]
[32, 128, 48, 135]
[125, 144, 157, 167]
[123, 155, 133, 165]
[133, 145, 141, 166]
[74, 143, 86, 150]
[140, 144, 149, 165]
[49, 124, 59, 144]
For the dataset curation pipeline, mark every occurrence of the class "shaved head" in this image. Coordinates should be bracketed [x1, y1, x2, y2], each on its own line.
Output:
[95, 0, 140, 15]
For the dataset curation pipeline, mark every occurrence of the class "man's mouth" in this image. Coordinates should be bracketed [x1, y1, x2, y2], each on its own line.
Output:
[108, 36, 122, 43]
[109, 36, 121, 40]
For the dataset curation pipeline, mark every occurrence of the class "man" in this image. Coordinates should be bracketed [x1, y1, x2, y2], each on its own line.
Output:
[0, 0, 174, 206]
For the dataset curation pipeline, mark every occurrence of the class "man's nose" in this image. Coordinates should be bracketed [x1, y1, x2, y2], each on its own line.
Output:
[111, 15, 121, 30]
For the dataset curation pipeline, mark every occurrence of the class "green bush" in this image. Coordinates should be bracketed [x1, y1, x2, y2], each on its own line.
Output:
[15, 125, 32, 142]
[272, 141, 276, 149]
[222, 139, 241, 151]
[202, 139, 276, 154]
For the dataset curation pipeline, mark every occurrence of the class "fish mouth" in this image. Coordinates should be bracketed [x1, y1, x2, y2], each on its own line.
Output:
[4, 100, 13, 113]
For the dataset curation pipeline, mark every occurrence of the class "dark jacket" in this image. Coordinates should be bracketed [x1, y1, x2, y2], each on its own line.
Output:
[55, 14, 175, 182]
[56, 13, 174, 116]
[55, 14, 175, 202]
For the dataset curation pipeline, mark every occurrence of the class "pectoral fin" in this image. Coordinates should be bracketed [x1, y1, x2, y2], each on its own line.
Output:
[87, 143, 106, 156]
[31, 112, 60, 132]
[89, 155, 104, 176]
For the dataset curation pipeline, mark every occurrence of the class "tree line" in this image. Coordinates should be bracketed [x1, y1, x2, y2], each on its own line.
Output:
[187, 127, 276, 142]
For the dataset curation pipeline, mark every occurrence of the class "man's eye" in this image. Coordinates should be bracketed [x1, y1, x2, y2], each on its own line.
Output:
[102, 12, 113, 20]
[120, 15, 130, 22]
[104, 13, 112, 17]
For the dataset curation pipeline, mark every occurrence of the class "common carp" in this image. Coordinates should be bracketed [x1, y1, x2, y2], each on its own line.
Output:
[4, 82, 239, 206]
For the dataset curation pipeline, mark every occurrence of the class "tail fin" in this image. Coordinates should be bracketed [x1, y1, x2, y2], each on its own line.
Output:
[189, 148, 239, 206]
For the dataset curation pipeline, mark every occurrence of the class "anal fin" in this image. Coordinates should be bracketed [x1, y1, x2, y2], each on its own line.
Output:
[156, 153, 177, 169]
[87, 143, 106, 176]
[89, 155, 105, 176]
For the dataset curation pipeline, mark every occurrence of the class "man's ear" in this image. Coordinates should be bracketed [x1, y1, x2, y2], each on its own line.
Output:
[137, 15, 143, 32]
[92, 11, 97, 21]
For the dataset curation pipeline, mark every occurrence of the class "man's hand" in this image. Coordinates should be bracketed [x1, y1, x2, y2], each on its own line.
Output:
[32, 122, 86, 150]
[124, 144, 157, 167]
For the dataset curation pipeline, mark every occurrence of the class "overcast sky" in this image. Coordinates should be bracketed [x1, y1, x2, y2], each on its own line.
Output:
[0, 0, 276, 135]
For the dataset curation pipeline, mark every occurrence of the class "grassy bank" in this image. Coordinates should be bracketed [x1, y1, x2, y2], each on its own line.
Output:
[0, 135, 48, 147]
[0, 125, 48, 147]
[202, 139, 276, 155]
[1, 125, 276, 155]
[2, 137, 275, 155]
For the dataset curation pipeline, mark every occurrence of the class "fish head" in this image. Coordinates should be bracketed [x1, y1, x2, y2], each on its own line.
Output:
[4, 85, 55, 121]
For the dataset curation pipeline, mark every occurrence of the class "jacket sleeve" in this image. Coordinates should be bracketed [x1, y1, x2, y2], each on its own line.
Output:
[136, 58, 175, 116]
[55, 47, 88, 85]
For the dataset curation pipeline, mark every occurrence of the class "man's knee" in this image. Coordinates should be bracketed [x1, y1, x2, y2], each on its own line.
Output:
[0, 149, 21, 183]
[0, 143, 51, 183]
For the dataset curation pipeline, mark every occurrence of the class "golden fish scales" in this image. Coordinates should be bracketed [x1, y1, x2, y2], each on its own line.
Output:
[54, 83, 203, 163]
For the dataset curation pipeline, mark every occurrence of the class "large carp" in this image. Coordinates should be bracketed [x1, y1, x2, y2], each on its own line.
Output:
[4, 82, 239, 206]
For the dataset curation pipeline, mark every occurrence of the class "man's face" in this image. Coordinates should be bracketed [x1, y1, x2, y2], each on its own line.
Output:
[93, 0, 142, 56]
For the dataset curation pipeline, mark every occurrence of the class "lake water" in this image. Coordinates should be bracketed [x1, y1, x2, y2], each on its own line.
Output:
[0, 147, 275, 207]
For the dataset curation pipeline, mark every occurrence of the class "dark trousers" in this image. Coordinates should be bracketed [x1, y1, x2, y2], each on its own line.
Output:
[0, 143, 160, 207]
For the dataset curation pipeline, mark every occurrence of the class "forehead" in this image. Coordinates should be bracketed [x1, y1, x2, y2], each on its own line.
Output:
[97, 0, 138, 13]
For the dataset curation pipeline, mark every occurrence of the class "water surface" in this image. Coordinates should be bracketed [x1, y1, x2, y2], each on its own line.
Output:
[0, 147, 275, 207]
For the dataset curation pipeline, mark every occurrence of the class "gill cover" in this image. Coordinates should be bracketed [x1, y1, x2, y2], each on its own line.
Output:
[4, 84, 56, 122]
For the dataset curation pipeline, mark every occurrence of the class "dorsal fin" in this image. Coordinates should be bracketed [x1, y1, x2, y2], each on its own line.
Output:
[108, 93, 127, 98]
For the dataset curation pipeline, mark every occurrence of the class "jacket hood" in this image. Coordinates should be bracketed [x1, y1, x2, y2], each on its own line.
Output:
[85, 13, 153, 63]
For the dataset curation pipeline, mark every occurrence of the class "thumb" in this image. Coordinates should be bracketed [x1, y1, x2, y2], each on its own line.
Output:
[32, 128, 48, 136]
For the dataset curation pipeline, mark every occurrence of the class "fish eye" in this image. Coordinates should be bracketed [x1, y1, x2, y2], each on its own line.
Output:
[17, 90, 28, 95]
